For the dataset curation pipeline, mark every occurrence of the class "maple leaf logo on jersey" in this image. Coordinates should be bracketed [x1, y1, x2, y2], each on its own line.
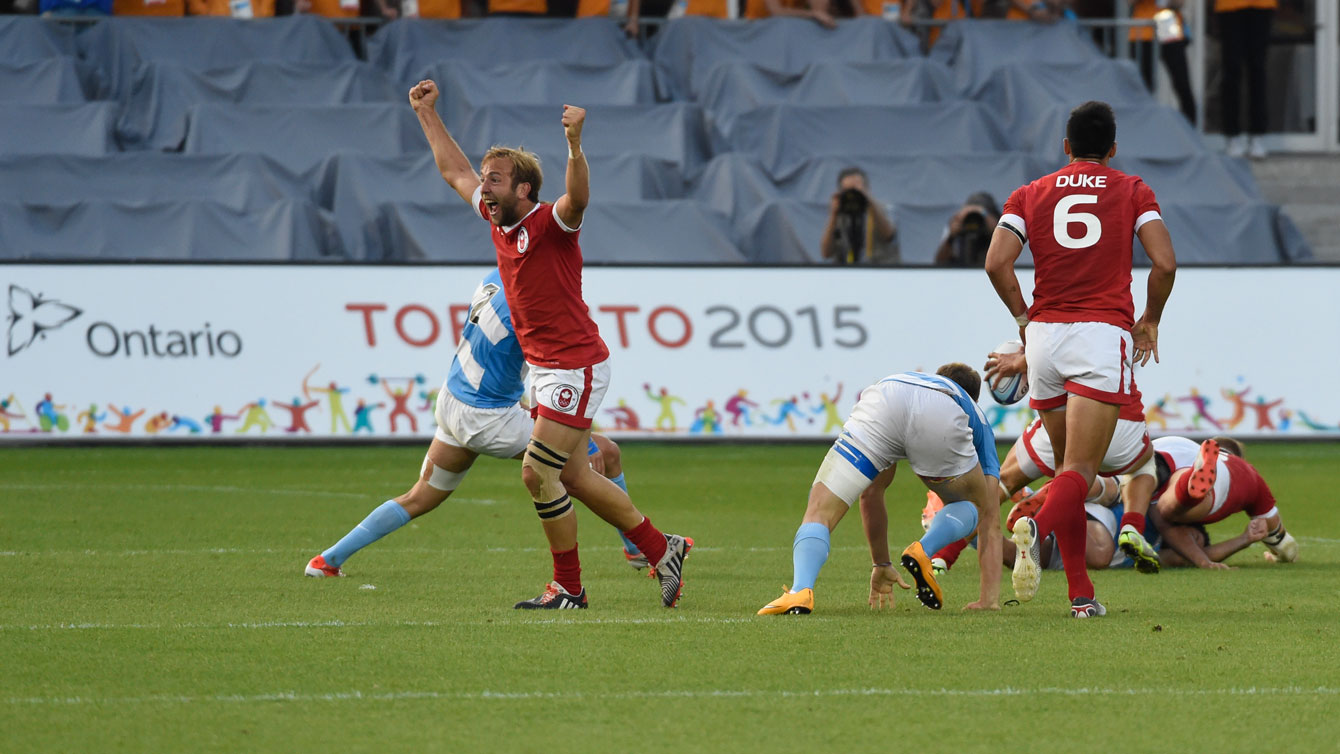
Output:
[517, 227, 530, 254]
[554, 385, 577, 410]
[6, 284, 83, 357]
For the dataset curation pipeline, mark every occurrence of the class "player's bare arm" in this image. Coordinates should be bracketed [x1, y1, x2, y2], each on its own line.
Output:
[554, 105, 589, 230]
[1133, 219, 1177, 366]
[984, 350, 1026, 391]
[858, 467, 908, 608]
[984, 226, 1029, 342]
[408, 80, 480, 203]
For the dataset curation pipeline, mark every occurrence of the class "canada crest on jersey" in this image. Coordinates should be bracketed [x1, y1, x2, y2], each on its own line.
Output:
[554, 384, 577, 410]
[516, 226, 530, 254]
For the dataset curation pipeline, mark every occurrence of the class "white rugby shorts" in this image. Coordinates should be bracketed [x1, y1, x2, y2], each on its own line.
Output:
[815, 380, 978, 505]
[1014, 416, 1150, 479]
[528, 358, 610, 430]
[1024, 321, 1136, 410]
[433, 388, 532, 459]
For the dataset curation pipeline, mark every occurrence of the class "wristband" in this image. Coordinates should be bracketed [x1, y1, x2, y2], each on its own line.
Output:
[1014, 313, 1029, 328]
[872, 561, 892, 568]
[568, 143, 581, 160]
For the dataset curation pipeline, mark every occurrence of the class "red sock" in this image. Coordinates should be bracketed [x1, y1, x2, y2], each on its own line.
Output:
[1036, 470, 1094, 601]
[622, 517, 667, 566]
[933, 538, 969, 567]
[1173, 471, 1196, 505]
[1120, 511, 1146, 533]
[552, 546, 581, 595]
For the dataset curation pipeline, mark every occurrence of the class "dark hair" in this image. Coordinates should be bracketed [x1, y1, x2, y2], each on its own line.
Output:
[1212, 436, 1245, 459]
[937, 362, 982, 402]
[1066, 101, 1116, 160]
[837, 166, 868, 188]
[1188, 522, 1211, 548]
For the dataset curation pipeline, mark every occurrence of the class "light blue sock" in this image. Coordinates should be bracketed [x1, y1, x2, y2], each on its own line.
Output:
[791, 522, 830, 592]
[322, 501, 411, 568]
[919, 501, 979, 560]
[607, 472, 640, 554]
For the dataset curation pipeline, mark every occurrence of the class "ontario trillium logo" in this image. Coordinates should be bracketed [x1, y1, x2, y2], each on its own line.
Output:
[6, 284, 83, 356]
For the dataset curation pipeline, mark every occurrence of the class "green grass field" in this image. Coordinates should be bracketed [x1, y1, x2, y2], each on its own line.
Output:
[3, 443, 1339, 753]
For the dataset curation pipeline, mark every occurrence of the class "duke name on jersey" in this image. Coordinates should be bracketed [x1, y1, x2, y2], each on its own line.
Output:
[447, 269, 527, 409]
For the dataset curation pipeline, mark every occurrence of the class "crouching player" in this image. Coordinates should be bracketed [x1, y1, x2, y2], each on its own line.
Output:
[1142, 436, 1298, 564]
[305, 270, 652, 595]
[757, 364, 1002, 615]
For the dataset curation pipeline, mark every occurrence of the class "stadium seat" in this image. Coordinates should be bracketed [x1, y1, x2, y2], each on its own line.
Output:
[688, 152, 783, 218]
[420, 60, 658, 114]
[734, 199, 828, 263]
[928, 19, 1108, 93]
[725, 102, 1009, 178]
[118, 61, 399, 151]
[695, 59, 959, 133]
[78, 16, 354, 98]
[1010, 101, 1205, 160]
[0, 154, 318, 211]
[0, 103, 118, 157]
[373, 200, 743, 263]
[1145, 202, 1306, 264]
[649, 16, 919, 100]
[180, 104, 424, 172]
[968, 59, 1153, 124]
[0, 17, 77, 65]
[367, 18, 641, 91]
[1112, 154, 1265, 204]
[771, 153, 1051, 209]
[0, 58, 90, 104]
[0, 199, 345, 261]
[891, 202, 977, 265]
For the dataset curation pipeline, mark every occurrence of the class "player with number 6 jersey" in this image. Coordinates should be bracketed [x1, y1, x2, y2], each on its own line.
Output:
[985, 101, 1177, 618]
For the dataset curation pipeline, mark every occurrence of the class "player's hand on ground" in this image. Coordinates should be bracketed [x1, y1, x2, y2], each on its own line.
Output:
[1245, 518, 1269, 543]
[1201, 561, 1233, 571]
[562, 105, 585, 145]
[962, 599, 1000, 612]
[869, 565, 910, 609]
[984, 351, 1027, 390]
[409, 80, 438, 111]
[1131, 318, 1160, 366]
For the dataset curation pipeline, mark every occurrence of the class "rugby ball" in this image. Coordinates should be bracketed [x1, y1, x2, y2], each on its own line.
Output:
[988, 339, 1028, 405]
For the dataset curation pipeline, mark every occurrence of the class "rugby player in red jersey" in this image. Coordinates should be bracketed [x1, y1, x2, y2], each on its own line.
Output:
[985, 101, 1178, 618]
[409, 79, 691, 609]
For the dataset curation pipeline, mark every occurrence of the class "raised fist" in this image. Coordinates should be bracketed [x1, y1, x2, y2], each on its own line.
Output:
[409, 80, 438, 111]
[562, 104, 586, 144]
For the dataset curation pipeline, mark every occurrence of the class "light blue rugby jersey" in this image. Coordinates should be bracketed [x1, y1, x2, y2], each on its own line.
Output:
[881, 371, 1001, 479]
[447, 269, 527, 409]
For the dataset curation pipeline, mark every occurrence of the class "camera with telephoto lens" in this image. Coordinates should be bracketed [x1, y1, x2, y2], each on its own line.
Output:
[837, 187, 869, 218]
[950, 209, 992, 266]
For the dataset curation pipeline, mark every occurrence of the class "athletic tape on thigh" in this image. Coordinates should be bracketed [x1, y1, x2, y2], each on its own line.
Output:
[422, 456, 466, 492]
[814, 446, 876, 507]
[534, 493, 573, 519]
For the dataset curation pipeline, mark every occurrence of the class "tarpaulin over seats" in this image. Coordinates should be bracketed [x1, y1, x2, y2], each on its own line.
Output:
[1142, 202, 1312, 263]
[734, 199, 828, 263]
[119, 61, 399, 151]
[79, 16, 354, 99]
[367, 18, 641, 90]
[928, 19, 1106, 92]
[727, 102, 1008, 178]
[891, 202, 977, 265]
[774, 152, 1052, 209]
[1111, 154, 1264, 204]
[0, 154, 318, 211]
[696, 59, 958, 133]
[0, 58, 89, 104]
[649, 16, 918, 101]
[0, 103, 117, 156]
[449, 103, 714, 176]
[422, 60, 657, 118]
[0, 17, 77, 64]
[320, 152, 684, 259]
[688, 153, 782, 217]
[373, 201, 744, 263]
[968, 59, 1152, 124]
[0, 200, 345, 261]
[1009, 101, 1205, 159]
[181, 104, 425, 172]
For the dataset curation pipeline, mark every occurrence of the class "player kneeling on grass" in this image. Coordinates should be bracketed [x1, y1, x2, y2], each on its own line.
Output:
[306, 271, 654, 593]
[758, 364, 1003, 616]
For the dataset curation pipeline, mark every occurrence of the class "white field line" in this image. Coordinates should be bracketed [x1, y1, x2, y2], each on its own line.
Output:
[0, 544, 860, 558]
[1, 616, 779, 632]
[0, 483, 369, 499]
[6, 686, 1338, 707]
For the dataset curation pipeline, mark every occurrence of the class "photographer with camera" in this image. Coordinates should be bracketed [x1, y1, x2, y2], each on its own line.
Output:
[934, 191, 1000, 267]
[820, 167, 898, 266]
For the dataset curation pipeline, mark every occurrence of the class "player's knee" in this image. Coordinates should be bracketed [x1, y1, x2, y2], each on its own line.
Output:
[593, 435, 622, 477]
[398, 485, 448, 517]
[523, 440, 569, 501]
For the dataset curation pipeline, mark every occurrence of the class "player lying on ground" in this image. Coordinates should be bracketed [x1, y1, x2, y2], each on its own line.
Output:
[982, 347, 1163, 572]
[985, 100, 1177, 618]
[411, 79, 691, 608]
[758, 364, 1002, 616]
[306, 271, 654, 585]
[1139, 435, 1298, 564]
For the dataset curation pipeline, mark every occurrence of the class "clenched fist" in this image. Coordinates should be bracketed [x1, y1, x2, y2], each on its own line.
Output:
[409, 80, 438, 111]
[562, 104, 585, 145]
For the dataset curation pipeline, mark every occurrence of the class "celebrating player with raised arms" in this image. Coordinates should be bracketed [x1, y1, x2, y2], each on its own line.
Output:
[985, 101, 1177, 618]
[409, 79, 691, 609]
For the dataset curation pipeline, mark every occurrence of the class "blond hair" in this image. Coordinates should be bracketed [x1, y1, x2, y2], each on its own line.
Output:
[481, 146, 543, 202]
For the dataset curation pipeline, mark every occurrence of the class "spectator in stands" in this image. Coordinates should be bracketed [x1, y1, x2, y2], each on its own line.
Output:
[624, 0, 733, 37]
[188, 0, 274, 16]
[38, 0, 108, 13]
[933, 191, 998, 267]
[746, 0, 842, 29]
[1216, 0, 1274, 159]
[1130, 0, 1196, 125]
[820, 167, 899, 266]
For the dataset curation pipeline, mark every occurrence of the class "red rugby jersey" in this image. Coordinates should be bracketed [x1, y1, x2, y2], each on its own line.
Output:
[474, 188, 610, 369]
[999, 162, 1161, 330]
